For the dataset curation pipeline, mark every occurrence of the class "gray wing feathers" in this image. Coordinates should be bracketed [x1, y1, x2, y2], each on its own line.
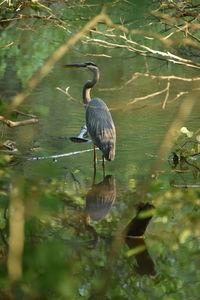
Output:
[86, 98, 116, 160]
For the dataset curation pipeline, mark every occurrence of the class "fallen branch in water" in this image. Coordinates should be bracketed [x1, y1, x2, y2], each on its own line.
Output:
[27, 148, 95, 161]
[0, 116, 38, 127]
[0, 140, 17, 151]
[13, 110, 38, 119]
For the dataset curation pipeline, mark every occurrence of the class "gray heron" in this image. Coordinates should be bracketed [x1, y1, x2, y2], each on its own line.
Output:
[64, 62, 116, 167]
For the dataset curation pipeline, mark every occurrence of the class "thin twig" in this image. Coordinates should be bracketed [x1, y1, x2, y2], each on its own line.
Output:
[133, 72, 200, 82]
[14, 110, 38, 119]
[170, 88, 200, 102]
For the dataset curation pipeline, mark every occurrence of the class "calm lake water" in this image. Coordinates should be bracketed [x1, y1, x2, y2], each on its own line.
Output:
[10, 52, 200, 187]
[1, 1, 200, 299]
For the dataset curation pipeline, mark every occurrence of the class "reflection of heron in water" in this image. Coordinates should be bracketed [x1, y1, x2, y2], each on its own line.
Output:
[64, 62, 116, 169]
[84, 175, 116, 247]
[125, 203, 156, 276]
[85, 175, 116, 222]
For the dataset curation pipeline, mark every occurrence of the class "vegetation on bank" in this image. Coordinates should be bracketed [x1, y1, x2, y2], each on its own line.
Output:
[0, 1, 200, 299]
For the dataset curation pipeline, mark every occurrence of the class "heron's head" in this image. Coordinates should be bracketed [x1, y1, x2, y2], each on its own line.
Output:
[63, 62, 99, 73]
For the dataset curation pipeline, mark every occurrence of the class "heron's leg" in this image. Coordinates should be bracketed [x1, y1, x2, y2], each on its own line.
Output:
[92, 163, 96, 185]
[93, 144, 97, 169]
[102, 155, 106, 177]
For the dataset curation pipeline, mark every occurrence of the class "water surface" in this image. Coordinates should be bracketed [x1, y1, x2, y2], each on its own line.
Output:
[1, 2, 200, 299]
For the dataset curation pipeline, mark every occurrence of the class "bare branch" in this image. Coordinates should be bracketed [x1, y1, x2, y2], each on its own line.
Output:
[128, 83, 170, 105]
[170, 87, 200, 102]
[162, 80, 170, 109]
[0, 116, 38, 127]
[13, 110, 38, 119]
[85, 28, 200, 69]
[133, 72, 200, 82]
[0, 42, 14, 49]
[56, 87, 79, 103]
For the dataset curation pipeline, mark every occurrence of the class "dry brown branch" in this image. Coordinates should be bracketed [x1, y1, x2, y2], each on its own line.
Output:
[14, 110, 37, 119]
[0, 42, 14, 48]
[100, 70, 200, 93]
[99, 70, 200, 108]
[128, 83, 170, 105]
[153, 8, 200, 43]
[99, 75, 200, 109]
[120, 35, 200, 67]
[85, 36, 200, 69]
[170, 87, 200, 102]
[85, 26, 200, 68]
[0, 116, 38, 127]
[162, 80, 170, 109]
[102, 71, 200, 96]
[0, 14, 54, 23]
[83, 38, 148, 54]
[8, 8, 200, 114]
[56, 87, 78, 102]
[173, 24, 200, 43]
[83, 53, 112, 58]
[134, 72, 200, 82]
[0, 140, 17, 151]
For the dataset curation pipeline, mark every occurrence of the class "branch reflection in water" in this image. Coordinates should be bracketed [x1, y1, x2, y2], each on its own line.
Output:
[84, 175, 116, 248]
[125, 203, 156, 276]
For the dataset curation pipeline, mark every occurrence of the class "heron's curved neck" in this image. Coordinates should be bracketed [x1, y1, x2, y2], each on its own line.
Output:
[83, 68, 100, 105]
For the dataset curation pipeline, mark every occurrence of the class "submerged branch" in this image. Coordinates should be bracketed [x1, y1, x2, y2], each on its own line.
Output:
[13, 110, 38, 119]
[27, 148, 94, 161]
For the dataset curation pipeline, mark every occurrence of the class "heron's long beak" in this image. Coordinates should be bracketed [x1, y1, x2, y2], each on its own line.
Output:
[63, 63, 86, 68]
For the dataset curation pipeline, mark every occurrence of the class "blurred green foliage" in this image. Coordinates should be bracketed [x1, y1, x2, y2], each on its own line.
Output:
[0, 1, 200, 299]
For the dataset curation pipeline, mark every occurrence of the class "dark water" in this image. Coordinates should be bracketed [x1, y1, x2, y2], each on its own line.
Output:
[1, 1, 200, 299]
